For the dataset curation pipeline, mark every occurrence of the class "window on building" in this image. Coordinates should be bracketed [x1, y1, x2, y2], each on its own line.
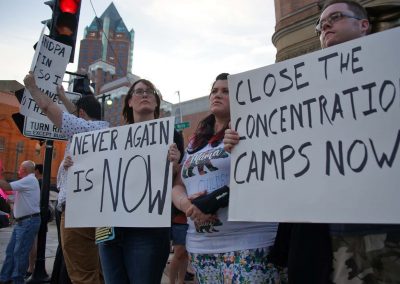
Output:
[0, 137, 5, 152]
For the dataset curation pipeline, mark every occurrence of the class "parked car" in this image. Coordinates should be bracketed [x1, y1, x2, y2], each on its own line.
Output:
[0, 210, 10, 228]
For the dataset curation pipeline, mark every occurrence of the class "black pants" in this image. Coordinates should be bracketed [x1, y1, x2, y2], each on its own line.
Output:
[50, 205, 71, 284]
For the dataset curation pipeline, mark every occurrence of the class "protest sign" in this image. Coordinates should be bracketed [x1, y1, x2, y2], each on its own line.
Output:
[23, 91, 81, 140]
[20, 35, 71, 122]
[65, 117, 175, 227]
[228, 27, 400, 223]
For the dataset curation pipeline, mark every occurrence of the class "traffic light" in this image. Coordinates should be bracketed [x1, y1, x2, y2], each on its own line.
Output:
[45, 0, 82, 63]
[73, 77, 93, 95]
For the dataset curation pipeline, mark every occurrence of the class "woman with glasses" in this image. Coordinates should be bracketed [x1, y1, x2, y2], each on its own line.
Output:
[98, 79, 184, 284]
[172, 73, 280, 283]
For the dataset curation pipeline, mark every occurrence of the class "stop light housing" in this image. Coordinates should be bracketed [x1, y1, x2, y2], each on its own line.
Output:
[47, 0, 82, 63]
[73, 77, 93, 95]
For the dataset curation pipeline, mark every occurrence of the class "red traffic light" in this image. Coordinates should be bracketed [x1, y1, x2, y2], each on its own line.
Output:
[59, 0, 80, 14]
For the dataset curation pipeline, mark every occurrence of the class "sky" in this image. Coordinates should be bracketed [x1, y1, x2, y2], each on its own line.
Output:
[0, 0, 277, 103]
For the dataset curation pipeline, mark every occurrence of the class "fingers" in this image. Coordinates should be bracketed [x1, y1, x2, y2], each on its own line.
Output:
[223, 128, 240, 152]
[63, 156, 74, 169]
[189, 206, 213, 223]
[168, 143, 181, 163]
[56, 84, 65, 95]
[23, 73, 36, 87]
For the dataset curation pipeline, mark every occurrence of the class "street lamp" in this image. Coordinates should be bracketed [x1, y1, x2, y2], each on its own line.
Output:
[96, 94, 112, 120]
[176, 90, 183, 123]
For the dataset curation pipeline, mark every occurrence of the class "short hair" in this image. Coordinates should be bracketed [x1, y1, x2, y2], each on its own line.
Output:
[35, 164, 43, 175]
[75, 95, 102, 120]
[22, 160, 36, 173]
[122, 79, 161, 124]
[321, 0, 369, 19]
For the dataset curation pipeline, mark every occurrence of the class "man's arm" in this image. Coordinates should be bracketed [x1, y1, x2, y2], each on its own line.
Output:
[57, 85, 77, 114]
[24, 72, 63, 128]
[0, 180, 12, 192]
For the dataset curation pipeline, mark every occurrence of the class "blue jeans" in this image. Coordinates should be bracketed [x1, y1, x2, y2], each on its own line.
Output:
[99, 227, 170, 284]
[0, 215, 41, 284]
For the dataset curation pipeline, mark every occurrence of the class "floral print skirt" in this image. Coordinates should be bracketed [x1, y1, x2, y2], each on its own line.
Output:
[189, 247, 283, 284]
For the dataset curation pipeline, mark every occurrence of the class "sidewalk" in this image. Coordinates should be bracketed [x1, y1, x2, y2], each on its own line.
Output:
[0, 221, 193, 283]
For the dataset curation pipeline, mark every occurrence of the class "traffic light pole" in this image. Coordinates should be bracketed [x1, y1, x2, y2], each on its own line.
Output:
[27, 140, 53, 283]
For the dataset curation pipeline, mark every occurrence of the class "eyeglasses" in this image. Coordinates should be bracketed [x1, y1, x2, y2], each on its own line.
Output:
[133, 88, 155, 96]
[315, 11, 363, 35]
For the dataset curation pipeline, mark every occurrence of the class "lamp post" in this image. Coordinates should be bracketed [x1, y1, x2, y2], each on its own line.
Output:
[176, 91, 183, 123]
[96, 94, 112, 120]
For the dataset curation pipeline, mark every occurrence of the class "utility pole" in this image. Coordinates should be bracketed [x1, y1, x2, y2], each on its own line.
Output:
[176, 91, 183, 123]
[27, 140, 52, 283]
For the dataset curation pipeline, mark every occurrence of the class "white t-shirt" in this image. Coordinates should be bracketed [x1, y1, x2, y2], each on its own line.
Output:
[10, 173, 40, 218]
[181, 141, 277, 254]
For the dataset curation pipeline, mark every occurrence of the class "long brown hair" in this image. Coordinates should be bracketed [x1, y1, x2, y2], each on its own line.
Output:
[122, 79, 161, 124]
[188, 73, 229, 153]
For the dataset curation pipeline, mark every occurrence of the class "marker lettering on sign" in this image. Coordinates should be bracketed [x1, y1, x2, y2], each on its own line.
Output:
[326, 129, 400, 176]
[233, 141, 312, 183]
[318, 46, 364, 80]
[233, 77, 400, 141]
[97, 154, 170, 214]
[41, 36, 66, 57]
[234, 61, 310, 105]
[72, 129, 118, 155]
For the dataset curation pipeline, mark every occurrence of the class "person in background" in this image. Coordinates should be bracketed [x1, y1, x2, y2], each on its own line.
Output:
[0, 159, 11, 214]
[97, 79, 183, 284]
[317, 1, 400, 283]
[224, 1, 400, 283]
[0, 160, 41, 284]
[26, 164, 44, 278]
[169, 203, 189, 284]
[172, 73, 280, 284]
[24, 72, 105, 284]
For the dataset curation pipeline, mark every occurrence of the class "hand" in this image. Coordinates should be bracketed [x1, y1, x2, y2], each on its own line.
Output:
[23, 72, 37, 91]
[57, 85, 65, 98]
[168, 143, 181, 163]
[223, 128, 240, 153]
[191, 186, 230, 214]
[63, 156, 74, 170]
[186, 203, 215, 223]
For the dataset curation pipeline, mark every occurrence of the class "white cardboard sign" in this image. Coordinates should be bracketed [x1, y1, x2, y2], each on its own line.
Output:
[228, 27, 400, 224]
[20, 35, 71, 123]
[23, 91, 81, 140]
[65, 117, 175, 227]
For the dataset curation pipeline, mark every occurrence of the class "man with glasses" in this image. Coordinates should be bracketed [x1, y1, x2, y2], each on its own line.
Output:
[316, 1, 400, 283]
[225, 1, 399, 283]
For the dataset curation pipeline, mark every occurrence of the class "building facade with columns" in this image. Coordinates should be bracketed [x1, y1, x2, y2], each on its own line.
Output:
[273, 0, 400, 62]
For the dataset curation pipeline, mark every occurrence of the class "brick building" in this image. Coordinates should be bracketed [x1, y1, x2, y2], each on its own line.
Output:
[0, 81, 66, 182]
[73, 2, 174, 127]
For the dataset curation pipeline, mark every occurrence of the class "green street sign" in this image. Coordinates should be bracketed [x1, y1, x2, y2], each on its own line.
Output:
[175, 121, 190, 130]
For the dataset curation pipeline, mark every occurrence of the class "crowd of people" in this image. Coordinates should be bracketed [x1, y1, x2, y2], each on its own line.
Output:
[0, 1, 399, 283]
